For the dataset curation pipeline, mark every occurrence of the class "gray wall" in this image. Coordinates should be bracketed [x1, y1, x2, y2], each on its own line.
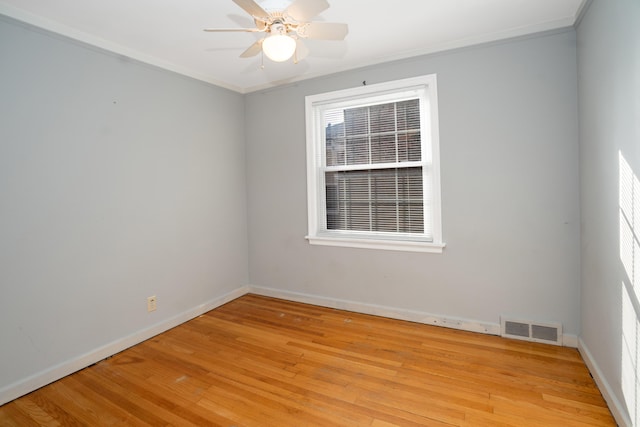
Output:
[577, 1, 640, 425]
[245, 31, 581, 334]
[0, 16, 248, 394]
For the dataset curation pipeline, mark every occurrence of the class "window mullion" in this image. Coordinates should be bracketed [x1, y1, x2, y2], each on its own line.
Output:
[394, 103, 400, 232]
[394, 103, 399, 164]
[324, 161, 423, 172]
[367, 106, 373, 231]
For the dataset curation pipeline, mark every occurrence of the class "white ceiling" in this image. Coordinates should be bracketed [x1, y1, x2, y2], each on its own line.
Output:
[0, 0, 586, 93]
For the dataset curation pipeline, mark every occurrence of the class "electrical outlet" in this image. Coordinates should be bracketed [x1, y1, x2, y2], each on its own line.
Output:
[147, 296, 157, 312]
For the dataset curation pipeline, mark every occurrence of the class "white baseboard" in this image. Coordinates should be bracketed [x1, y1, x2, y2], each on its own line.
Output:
[0, 285, 250, 406]
[249, 286, 581, 348]
[0, 284, 582, 407]
[562, 334, 578, 348]
[248, 285, 502, 335]
[578, 338, 632, 427]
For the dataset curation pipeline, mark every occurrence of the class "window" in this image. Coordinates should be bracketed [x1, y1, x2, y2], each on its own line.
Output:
[305, 75, 444, 253]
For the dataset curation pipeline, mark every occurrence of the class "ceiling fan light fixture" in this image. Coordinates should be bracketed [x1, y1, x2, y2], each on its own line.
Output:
[262, 29, 296, 62]
[204, 0, 348, 64]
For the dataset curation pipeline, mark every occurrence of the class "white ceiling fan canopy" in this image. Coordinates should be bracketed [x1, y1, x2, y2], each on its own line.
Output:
[260, 0, 292, 12]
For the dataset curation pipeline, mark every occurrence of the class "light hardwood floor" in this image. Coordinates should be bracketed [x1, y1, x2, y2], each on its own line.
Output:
[0, 294, 615, 426]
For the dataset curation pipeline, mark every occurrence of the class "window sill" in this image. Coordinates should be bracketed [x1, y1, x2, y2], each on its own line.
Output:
[306, 235, 446, 253]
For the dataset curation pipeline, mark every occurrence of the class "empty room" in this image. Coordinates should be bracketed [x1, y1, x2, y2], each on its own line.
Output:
[0, 0, 637, 425]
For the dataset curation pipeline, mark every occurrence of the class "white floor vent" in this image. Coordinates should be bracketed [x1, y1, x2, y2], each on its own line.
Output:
[500, 317, 563, 346]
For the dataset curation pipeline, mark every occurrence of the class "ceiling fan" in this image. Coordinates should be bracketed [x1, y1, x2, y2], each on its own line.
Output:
[204, 0, 348, 63]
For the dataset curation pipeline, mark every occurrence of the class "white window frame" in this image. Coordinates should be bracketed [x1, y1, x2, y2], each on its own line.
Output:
[305, 75, 444, 253]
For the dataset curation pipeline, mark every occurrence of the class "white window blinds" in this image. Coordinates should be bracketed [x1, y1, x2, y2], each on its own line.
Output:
[323, 99, 427, 235]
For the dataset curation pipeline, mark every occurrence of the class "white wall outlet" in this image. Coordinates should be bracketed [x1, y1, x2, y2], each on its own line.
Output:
[147, 295, 157, 312]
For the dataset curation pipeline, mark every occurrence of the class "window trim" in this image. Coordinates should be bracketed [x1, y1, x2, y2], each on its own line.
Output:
[305, 75, 444, 253]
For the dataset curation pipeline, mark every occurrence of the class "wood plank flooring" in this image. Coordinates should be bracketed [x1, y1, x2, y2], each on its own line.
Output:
[0, 294, 616, 426]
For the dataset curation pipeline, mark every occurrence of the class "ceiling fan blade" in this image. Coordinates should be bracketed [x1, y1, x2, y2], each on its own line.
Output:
[294, 39, 310, 63]
[254, 18, 268, 31]
[240, 40, 263, 58]
[203, 28, 262, 32]
[285, 0, 329, 22]
[301, 22, 348, 40]
[232, 0, 270, 20]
